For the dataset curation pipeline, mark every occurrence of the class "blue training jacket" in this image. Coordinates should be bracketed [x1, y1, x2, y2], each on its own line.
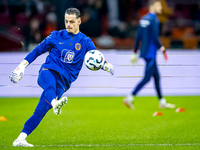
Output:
[134, 12, 161, 59]
[24, 30, 96, 90]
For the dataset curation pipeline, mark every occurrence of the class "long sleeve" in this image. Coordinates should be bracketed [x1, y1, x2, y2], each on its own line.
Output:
[24, 32, 55, 64]
[151, 19, 162, 49]
[86, 37, 96, 52]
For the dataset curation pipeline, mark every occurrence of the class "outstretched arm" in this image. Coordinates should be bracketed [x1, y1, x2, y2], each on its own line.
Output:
[9, 31, 54, 83]
[9, 60, 29, 83]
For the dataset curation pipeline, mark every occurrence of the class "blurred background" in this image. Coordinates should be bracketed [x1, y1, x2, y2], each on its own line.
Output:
[0, 1, 199, 147]
[0, 0, 199, 97]
[0, 0, 200, 51]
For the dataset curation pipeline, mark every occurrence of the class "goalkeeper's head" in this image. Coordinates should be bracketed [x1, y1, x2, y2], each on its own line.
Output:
[148, 0, 162, 14]
[64, 8, 81, 34]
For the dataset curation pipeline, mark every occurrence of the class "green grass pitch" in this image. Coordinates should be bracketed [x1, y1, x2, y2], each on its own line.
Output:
[0, 96, 200, 150]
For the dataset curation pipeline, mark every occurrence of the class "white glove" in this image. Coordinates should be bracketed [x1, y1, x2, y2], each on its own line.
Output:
[9, 60, 29, 83]
[103, 62, 114, 75]
[131, 53, 138, 65]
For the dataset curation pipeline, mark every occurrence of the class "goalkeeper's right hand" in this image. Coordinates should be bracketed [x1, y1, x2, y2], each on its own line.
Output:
[130, 53, 138, 65]
[9, 60, 29, 83]
[103, 61, 114, 75]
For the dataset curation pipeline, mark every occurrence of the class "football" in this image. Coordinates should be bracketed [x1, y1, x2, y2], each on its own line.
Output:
[84, 50, 105, 71]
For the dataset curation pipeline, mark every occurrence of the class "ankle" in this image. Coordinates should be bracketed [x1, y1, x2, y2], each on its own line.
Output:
[51, 98, 57, 107]
[17, 132, 27, 140]
[159, 98, 166, 105]
[126, 94, 134, 102]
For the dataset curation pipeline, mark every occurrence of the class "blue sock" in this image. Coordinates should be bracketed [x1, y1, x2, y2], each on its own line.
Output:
[21, 93, 51, 135]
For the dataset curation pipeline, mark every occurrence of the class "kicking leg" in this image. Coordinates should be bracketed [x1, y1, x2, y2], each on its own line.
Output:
[51, 85, 67, 115]
[37, 69, 68, 114]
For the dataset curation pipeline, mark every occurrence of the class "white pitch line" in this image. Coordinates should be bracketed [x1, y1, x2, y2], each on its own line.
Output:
[35, 143, 200, 147]
[1, 143, 199, 148]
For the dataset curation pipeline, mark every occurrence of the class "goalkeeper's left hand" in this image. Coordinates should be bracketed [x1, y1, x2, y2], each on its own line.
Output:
[9, 60, 29, 83]
[130, 53, 138, 65]
[103, 61, 114, 75]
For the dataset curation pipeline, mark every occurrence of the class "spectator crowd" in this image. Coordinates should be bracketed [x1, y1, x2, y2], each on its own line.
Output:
[0, 0, 200, 51]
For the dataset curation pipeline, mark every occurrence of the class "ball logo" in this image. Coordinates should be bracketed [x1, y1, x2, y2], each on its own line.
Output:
[61, 49, 75, 63]
[75, 43, 81, 50]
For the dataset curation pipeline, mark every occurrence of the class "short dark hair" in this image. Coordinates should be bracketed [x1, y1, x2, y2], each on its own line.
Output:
[148, 0, 160, 6]
[65, 8, 81, 18]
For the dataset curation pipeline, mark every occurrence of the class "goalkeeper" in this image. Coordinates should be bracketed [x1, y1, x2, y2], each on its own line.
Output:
[123, 0, 175, 110]
[10, 8, 114, 147]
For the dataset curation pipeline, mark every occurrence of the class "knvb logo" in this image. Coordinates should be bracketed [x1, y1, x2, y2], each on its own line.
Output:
[61, 49, 75, 63]
[75, 43, 81, 50]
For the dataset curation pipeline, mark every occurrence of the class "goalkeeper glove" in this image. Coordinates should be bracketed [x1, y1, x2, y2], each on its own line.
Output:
[9, 60, 29, 83]
[131, 53, 138, 65]
[103, 61, 114, 75]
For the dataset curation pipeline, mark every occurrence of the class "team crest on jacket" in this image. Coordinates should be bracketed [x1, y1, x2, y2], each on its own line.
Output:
[75, 43, 81, 50]
[61, 49, 75, 63]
